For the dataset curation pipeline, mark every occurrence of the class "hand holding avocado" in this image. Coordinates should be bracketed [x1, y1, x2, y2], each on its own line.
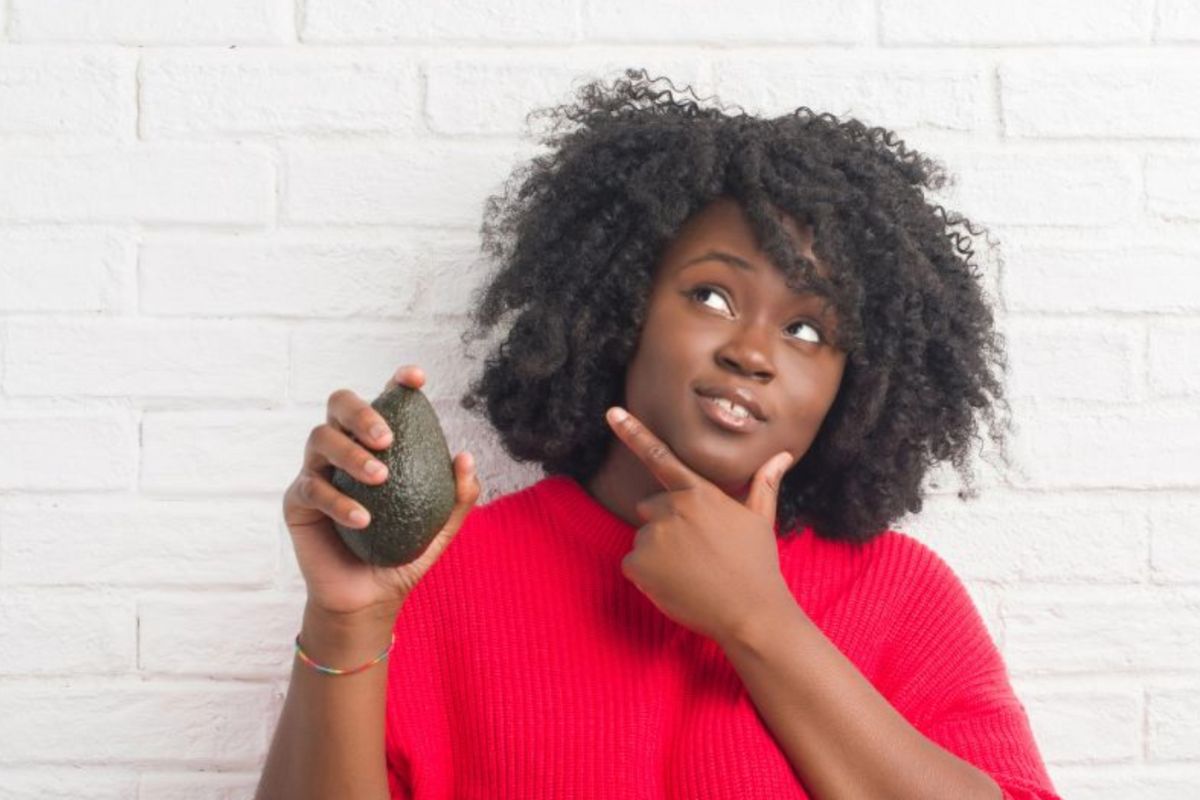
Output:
[282, 365, 481, 617]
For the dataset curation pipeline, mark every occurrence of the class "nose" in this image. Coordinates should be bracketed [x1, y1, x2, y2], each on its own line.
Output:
[715, 323, 775, 381]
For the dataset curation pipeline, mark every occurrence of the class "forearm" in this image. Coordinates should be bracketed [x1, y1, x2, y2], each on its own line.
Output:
[717, 596, 1002, 800]
[255, 600, 401, 800]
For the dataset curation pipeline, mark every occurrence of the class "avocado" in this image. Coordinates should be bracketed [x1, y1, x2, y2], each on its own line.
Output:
[331, 385, 457, 567]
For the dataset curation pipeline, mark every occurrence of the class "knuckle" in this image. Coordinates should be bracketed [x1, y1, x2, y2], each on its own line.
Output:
[647, 443, 670, 462]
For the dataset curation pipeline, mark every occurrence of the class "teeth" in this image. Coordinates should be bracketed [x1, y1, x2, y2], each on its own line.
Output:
[712, 397, 751, 419]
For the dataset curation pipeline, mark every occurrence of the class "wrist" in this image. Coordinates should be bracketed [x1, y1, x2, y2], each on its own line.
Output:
[718, 585, 802, 654]
[300, 600, 401, 668]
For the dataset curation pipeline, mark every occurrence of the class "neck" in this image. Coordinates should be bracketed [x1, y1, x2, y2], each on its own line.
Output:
[584, 442, 751, 526]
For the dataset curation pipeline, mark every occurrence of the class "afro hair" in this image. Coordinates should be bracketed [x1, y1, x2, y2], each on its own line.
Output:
[457, 68, 1010, 542]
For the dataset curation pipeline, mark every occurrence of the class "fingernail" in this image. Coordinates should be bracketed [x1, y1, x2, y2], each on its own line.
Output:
[608, 407, 628, 423]
[370, 424, 389, 441]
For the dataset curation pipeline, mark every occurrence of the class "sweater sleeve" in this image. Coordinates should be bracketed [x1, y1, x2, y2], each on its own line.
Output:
[886, 536, 1061, 800]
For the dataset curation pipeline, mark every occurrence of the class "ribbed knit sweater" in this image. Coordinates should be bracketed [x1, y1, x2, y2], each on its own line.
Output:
[385, 475, 1059, 799]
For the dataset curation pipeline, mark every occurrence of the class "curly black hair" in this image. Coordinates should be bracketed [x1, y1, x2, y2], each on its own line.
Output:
[457, 68, 1010, 543]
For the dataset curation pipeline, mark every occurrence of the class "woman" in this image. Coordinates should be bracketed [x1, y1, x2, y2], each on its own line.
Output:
[256, 70, 1059, 799]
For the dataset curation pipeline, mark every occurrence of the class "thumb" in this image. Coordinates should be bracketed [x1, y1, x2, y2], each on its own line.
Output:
[745, 450, 793, 520]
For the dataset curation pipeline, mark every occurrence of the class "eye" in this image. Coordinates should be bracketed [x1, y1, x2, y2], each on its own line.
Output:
[689, 285, 824, 345]
[690, 286, 731, 314]
[786, 321, 823, 345]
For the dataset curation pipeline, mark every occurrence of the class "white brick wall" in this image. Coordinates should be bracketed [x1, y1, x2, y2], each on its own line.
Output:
[1, 1, 1198, 796]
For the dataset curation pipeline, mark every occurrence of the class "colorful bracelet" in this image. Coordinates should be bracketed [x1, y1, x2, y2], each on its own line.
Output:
[294, 632, 395, 676]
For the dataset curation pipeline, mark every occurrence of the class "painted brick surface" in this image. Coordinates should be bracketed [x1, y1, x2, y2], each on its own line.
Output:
[1003, 54, 1200, 138]
[9, 0, 292, 44]
[1, 3, 1198, 794]
[140, 51, 419, 138]
[880, 0, 1153, 44]
[0, 50, 134, 138]
[302, 0, 579, 42]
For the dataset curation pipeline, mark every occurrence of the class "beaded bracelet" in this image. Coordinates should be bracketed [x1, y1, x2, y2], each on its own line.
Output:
[294, 632, 395, 676]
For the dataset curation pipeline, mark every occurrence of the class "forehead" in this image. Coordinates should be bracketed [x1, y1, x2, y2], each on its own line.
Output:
[656, 197, 830, 284]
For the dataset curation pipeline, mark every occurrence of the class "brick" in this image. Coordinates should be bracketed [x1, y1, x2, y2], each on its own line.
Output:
[584, 0, 869, 43]
[0, 498, 277, 587]
[1003, 54, 1200, 138]
[0, 769, 137, 799]
[139, 593, 305, 678]
[289, 321, 474, 404]
[1003, 317, 1143, 403]
[1054, 765, 1200, 799]
[0, 230, 133, 313]
[1149, 498, 1200, 584]
[0, 413, 136, 491]
[0, 50, 133, 138]
[937, 150, 1136, 227]
[0, 591, 135, 675]
[711, 55, 987, 131]
[1004, 586, 1200, 673]
[1147, 156, 1200, 222]
[283, 141, 530, 226]
[902, 492, 1148, 583]
[0, 682, 274, 764]
[0, 146, 273, 224]
[1158, 0, 1200, 41]
[426, 59, 708, 136]
[405, 232, 498, 319]
[1148, 321, 1200, 397]
[881, 0, 1153, 44]
[302, 0, 578, 42]
[4, 318, 287, 400]
[139, 238, 420, 318]
[1007, 403, 1200, 489]
[10, 0, 292, 44]
[1001, 245, 1200, 314]
[1023, 689, 1141, 763]
[141, 409, 312, 495]
[140, 51, 418, 138]
[1148, 687, 1200, 760]
[139, 772, 260, 799]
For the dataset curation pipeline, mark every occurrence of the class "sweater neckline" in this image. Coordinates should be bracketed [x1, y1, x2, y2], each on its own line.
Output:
[534, 473, 637, 553]
[532, 473, 806, 553]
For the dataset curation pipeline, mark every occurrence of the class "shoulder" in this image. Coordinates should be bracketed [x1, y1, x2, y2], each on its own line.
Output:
[790, 526, 969, 598]
[451, 477, 548, 537]
[421, 476, 557, 572]
[864, 529, 978, 614]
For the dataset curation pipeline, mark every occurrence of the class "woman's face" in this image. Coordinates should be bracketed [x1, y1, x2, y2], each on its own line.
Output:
[621, 197, 847, 496]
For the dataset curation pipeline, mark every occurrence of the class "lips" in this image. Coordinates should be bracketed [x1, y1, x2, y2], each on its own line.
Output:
[697, 393, 764, 433]
[694, 383, 766, 422]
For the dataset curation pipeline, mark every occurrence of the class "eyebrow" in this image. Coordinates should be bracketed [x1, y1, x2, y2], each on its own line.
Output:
[680, 250, 827, 299]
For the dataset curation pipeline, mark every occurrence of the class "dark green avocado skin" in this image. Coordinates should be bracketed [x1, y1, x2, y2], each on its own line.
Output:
[331, 385, 457, 567]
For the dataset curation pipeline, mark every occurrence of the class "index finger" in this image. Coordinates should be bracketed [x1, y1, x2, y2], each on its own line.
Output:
[382, 364, 426, 393]
[605, 406, 699, 492]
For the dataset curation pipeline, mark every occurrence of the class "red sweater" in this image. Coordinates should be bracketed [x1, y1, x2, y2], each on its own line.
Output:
[385, 475, 1059, 799]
